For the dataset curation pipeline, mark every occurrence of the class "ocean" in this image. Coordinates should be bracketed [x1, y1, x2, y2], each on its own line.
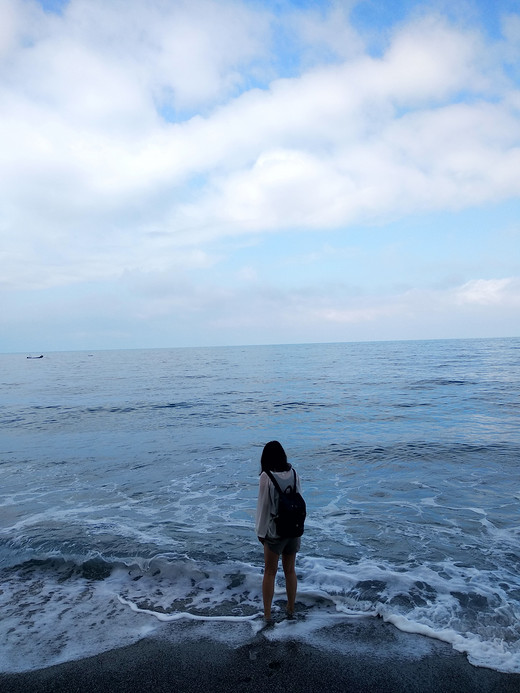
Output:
[1, 338, 519, 674]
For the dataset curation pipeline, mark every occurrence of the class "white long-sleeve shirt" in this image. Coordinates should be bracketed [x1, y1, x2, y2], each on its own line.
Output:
[255, 467, 302, 539]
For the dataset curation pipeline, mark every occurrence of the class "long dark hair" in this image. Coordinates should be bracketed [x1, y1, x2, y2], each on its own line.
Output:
[260, 440, 291, 473]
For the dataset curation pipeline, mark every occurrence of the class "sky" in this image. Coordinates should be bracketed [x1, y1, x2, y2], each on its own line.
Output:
[1, 0, 519, 352]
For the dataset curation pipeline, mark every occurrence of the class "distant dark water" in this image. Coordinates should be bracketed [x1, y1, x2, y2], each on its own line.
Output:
[1, 338, 519, 673]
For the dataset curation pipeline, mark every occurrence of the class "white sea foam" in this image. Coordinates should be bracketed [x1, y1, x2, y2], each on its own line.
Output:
[0, 563, 157, 673]
[118, 595, 262, 623]
[3, 547, 518, 674]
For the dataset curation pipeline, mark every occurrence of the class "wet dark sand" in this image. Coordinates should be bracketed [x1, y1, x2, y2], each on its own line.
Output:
[1, 619, 518, 692]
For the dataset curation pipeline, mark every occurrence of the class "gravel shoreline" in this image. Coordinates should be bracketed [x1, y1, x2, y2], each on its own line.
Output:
[2, 618, 519, 692]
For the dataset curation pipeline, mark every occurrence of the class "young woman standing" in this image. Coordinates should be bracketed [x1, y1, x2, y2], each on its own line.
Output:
[255, 441, 303, 621]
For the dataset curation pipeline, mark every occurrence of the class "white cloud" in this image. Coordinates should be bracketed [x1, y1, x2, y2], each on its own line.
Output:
[155, 15, 520, 239]
[197, 275, 520, 340]
[454, 278, 520, 306]
[286, 1, 364, 63]
[1, 1, 520, 349]
[2, 5, 518, 243]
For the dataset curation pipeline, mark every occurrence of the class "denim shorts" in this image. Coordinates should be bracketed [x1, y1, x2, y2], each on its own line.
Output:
[265, 536, 301, 556]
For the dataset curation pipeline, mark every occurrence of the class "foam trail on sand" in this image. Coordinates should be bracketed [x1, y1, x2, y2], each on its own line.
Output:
[118, 595, 262, 623]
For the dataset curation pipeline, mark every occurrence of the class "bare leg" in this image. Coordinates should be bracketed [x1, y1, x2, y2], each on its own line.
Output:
[281, 552, 297, 615]
[262, 544, 279, 620]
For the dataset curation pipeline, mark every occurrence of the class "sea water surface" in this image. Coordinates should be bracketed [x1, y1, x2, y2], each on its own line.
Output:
[1, 339, 519, 674]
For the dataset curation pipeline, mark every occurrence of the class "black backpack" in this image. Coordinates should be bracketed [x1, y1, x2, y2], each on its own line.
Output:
[266, 469, 306, 538]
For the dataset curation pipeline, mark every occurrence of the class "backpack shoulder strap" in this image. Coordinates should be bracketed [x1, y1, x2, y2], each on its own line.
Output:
[265, 469, 297, 494]
[265, 469, 282, 494]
